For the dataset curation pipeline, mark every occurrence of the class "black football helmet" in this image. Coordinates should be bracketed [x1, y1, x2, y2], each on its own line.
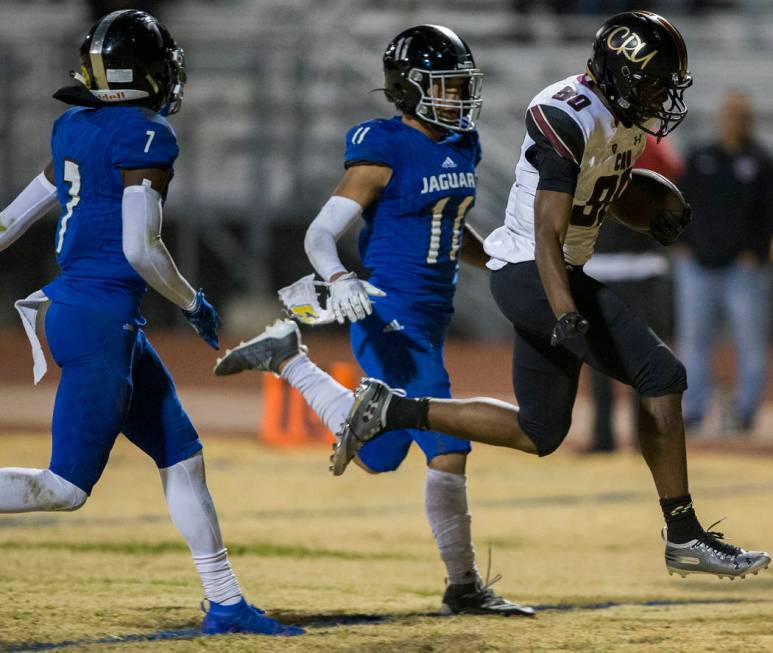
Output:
[383, 25, 483, 132]
[74, 9, 185, 115]
[587, 11, 692, 139]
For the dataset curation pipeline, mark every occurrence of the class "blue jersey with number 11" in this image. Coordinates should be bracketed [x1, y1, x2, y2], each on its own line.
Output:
[44, 105, 179, 323]
[345, 117, 481, 322]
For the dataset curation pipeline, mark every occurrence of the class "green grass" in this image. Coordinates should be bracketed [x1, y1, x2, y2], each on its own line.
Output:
[2, 433, 773, 653]
[0, 539, 413, 560]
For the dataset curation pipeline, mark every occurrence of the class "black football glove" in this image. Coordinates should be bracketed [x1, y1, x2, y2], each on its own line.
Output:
[550, 311, 591, 358]
[649, 203, 691, 246]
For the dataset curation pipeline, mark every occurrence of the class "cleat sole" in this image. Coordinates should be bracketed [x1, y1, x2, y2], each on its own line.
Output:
[667, 558, 771, 581]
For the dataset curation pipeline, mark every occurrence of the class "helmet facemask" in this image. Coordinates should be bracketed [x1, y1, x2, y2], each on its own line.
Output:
[617, 68, 692, 139]
[162, 45, 186, 115]
[408, 67, 483, 132]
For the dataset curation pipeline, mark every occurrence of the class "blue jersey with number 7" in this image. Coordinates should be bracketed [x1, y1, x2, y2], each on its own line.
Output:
[44, 105, 179, 322]
[344, 117, 481, 322]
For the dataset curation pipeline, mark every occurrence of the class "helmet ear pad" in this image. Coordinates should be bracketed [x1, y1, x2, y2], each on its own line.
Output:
[383, 69, 420, 116]
[587, 34, 636, 123]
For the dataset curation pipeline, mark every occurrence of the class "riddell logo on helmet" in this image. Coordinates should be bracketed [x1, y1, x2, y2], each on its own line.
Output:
[93, 90, 128, 102]
[92, 88, 150, 102]
[606, 27, 658, 69]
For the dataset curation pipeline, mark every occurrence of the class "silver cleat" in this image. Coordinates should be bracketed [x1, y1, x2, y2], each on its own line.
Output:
[329, 378, 401, 476]
[664, 523, 771, 579]
[213, 319, 305, 376]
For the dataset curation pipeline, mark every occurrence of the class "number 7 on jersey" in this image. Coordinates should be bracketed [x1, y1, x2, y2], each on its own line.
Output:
[144, 130, 156, 153]
[55, 159, 81, 254]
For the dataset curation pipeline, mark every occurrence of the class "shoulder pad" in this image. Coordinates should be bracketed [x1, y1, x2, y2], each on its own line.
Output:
[346, 119, 397, 146]
[529, 79, 593, 139]
[344, 119, 396, 168]
[112, 108, 179, 169]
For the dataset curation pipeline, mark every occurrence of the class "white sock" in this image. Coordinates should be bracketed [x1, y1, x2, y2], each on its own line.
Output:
[160, 453, 242, 606]
[425, 468, 478, 585]
[0, 467, 86, 512]
[193, 549, 242, 607]
[281, 352, 354, 434]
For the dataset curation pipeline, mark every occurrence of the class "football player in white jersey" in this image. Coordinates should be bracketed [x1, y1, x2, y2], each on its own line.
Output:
[336, 11, 771, 580]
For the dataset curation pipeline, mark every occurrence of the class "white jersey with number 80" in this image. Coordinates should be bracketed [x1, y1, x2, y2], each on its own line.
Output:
[485, 74, 647, 268]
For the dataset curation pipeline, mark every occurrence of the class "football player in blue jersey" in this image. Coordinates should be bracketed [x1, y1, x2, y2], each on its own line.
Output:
[0, 10, 302, 637]
[215, 25, 534, 616]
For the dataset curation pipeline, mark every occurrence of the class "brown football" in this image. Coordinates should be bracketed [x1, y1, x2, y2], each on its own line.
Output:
[606, 168, 686, 233]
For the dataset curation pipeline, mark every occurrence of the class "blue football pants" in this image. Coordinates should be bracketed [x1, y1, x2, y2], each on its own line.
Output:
[349, 302, 471, 472]
[45, 302, 202, 494]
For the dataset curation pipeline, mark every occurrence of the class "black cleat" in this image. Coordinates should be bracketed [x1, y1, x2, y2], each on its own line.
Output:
[441, 577, 535, 617]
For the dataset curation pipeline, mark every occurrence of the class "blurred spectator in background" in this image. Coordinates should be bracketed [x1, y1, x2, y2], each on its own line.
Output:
[583, 135, 683, 452]
[675, 90, 773, 434]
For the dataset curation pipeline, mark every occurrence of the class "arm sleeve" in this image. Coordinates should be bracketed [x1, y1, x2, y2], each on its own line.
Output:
[121, 182, 197, 310]
[0, 172, 58, 253]
[304, 195, 362, 281]
[344, 122, 394, 169]
[113, 118, 179, 170]
[524, 104, 586, 195]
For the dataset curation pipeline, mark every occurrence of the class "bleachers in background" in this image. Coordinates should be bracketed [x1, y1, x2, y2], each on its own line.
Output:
[0, 0, 771, 336]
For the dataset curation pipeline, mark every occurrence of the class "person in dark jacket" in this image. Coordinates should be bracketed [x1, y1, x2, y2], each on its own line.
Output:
[675, 90, 773, 433]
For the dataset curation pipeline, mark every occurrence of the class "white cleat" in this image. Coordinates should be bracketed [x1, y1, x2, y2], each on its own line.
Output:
[214, 319, 305, 376]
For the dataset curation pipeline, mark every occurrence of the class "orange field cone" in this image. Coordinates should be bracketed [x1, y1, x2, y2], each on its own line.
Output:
[260, 361, 359, 446]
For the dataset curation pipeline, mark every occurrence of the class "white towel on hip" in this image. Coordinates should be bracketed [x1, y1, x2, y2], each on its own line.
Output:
[14, 289, 50, 385]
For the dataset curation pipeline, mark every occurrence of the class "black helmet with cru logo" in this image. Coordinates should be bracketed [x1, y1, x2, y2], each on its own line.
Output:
[588, 11, 692, 139]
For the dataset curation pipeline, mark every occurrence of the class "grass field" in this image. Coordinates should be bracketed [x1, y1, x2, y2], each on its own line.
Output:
[1, 433, 773, 653]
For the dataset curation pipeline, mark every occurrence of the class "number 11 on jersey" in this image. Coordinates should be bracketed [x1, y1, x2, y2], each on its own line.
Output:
[426, 195, 474, 264]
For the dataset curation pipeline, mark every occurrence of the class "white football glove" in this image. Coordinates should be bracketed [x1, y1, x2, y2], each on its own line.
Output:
[277, 273, 335, 325]
[328, 272, 386, 323]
